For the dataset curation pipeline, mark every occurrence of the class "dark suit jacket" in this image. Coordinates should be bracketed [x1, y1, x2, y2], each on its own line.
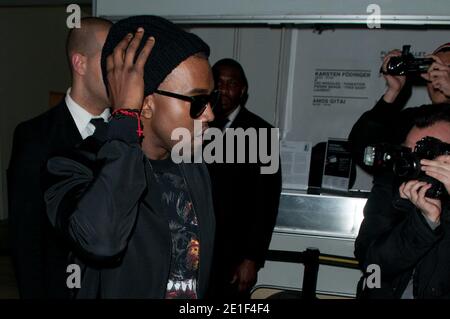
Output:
[207, 107, 282, 277]
[7, 100, 82, 298]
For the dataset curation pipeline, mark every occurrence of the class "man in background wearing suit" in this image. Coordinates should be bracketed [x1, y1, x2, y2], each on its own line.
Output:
[7, 17, 112, 298]
[207, 58, 282, 299]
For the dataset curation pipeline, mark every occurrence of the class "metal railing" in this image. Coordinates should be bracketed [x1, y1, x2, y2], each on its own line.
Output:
[266, 248, 360, 299]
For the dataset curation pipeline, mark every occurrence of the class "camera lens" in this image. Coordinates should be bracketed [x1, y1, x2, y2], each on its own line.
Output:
[393, 157, 420, 178]
[386, 57, 406, 76]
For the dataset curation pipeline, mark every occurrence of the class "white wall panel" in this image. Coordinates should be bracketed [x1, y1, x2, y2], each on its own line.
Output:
[187, 26, 236, 65]
[96, 0, 450, 25]
[237, 27, 283, 125]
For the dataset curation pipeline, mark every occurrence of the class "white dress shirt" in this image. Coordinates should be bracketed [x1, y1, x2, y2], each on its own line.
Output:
[65, 88, 110, 140]
[223, 105, 242, 131]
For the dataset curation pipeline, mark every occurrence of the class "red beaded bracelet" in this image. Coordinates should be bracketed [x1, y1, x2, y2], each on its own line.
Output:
[111, 109, 144, 138]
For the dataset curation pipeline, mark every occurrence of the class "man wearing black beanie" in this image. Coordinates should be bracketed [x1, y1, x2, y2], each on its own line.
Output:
[44, 15, 216, 298]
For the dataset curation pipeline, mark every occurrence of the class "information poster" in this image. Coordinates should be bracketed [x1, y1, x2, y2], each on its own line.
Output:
[321, 138, 352, 191]
[281, 141, 312, 190]
[313, 69, 371, 107]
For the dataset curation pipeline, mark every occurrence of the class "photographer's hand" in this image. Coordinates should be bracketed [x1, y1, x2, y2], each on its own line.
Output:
[381, 50, 407, 103]
[399, 180, 441, 223]
[421, 55, 450, 98]
[421, 155, 450, 194]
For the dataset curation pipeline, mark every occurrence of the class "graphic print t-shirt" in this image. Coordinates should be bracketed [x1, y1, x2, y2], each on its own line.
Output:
[149, 157, 200, 299]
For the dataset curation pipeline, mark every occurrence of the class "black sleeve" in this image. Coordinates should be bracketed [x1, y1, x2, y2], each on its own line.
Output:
[354, 172, 444, 279]
[245, 164, 281, 269]
[348, 86, 411, 172]
[243, 130, 282, 269]
[7, 123, 46, 298]
[44, 117, 147, 263]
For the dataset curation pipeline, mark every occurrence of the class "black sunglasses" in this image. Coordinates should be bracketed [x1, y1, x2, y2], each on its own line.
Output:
[154, 89, 220, 119]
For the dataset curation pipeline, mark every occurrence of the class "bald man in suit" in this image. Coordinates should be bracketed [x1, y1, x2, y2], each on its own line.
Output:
[7, 17, 112, 298]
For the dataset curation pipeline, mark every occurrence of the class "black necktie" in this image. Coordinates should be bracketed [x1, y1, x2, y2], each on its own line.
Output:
[90, 118, 107, 137]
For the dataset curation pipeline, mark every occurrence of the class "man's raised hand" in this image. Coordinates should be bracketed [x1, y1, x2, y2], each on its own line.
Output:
[106, 28, 155, 110]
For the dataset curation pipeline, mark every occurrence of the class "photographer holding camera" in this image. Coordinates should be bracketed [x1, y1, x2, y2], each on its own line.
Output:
[349, 43, 450, 171]
[355, 104, 450, 298]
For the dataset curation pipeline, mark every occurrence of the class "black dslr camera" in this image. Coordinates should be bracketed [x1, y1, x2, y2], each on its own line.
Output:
[383, 45, 433, 76]
[364, 136, 450, 198]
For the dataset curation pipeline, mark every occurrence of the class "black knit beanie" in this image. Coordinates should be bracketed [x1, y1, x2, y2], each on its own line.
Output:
[101, 15, 210, 97]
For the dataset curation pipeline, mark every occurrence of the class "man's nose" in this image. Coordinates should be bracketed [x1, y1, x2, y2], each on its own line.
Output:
[217, 83, 228, 94]
[202, 104, 215, 122]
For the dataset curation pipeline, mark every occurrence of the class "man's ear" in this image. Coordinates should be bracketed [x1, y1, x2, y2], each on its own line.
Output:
[141, 95, 154, 120]
[71, 53, 87, 76]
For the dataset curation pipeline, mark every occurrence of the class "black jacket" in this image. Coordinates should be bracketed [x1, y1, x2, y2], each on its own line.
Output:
[355, 172, 450, 298]
[44, 117, 215, 298]
[7, 101, 81, 298]
[207, 107, 281, 274]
